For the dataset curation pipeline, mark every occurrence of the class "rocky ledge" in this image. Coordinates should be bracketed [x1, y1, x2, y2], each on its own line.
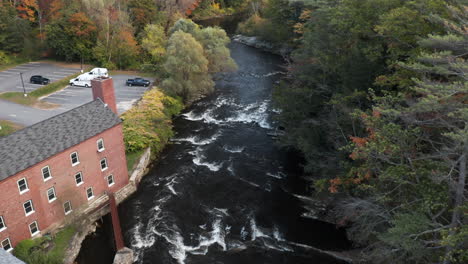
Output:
[232, 35, 292, 56]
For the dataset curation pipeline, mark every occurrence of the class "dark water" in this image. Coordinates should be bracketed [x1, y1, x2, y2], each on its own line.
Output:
[118, 40, 350, 264]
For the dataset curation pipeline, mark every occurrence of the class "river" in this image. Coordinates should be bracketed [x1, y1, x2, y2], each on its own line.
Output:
[77, 18, 350, 264]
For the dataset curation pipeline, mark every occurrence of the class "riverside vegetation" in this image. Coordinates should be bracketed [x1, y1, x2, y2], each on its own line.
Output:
[237, 0, 467, 263]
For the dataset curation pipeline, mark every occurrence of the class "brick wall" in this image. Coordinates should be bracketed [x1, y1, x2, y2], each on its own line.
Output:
[0, 124, 128, 248]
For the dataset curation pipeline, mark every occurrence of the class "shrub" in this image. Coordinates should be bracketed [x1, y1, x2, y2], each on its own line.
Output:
[122, 88, 183, 154]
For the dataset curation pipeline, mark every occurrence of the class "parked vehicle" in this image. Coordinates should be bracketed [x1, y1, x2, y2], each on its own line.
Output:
[69, 78, 91, 87]
[126, 78, 151, 87]
[77, 68, 109, 81]
[30, 75, 50, 85]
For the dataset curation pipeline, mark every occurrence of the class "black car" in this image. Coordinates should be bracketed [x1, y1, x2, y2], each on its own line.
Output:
[126, 78, 150, 87]
[30, 75, 50, 85]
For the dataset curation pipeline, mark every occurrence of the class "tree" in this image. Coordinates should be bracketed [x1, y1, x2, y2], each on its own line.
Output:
[46, 5, 97, 61]
[162, 30, 213, 103]
[168, 18, 200, 36]
[330, 2, 467, 262]
[197, 26, 237, 73]
[141, 24, 166, 64]
[127, 0, 159, 36]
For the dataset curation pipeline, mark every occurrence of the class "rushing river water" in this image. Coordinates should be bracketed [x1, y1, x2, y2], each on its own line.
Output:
[77, 18, 350, 264]
[118, 43, 349, 264]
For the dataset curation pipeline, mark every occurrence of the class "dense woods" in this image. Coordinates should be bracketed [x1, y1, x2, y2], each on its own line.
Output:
[239, 0, 467, 262]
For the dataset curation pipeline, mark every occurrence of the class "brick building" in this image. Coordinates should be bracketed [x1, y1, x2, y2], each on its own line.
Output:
[0, 78, 128, 251]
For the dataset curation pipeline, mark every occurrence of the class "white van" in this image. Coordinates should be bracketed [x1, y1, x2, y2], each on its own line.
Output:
[88, 68, 108, 78]
[77, 68, 109, 81]
[69, 78, 91, 87]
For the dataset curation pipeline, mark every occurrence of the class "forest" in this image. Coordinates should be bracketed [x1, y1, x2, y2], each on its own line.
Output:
[238, 0, 467, 263]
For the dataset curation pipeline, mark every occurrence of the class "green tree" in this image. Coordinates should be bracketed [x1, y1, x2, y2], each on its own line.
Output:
[162, 30, 213, 103]
[141, 24, 167, 64]
[168, 18, 200, 36]
[197, 26, 237, 73]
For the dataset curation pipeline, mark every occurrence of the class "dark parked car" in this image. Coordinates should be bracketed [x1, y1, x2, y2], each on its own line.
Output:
[126, 78, 150, 87]
[30, 75, 50, 85]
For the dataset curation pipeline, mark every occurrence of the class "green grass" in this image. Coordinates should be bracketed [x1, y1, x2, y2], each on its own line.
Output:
[0, 69, 89, 107]
[13, 226, 76, 264]
[0, 120, 23, 137]
[126, 149, 146, 173]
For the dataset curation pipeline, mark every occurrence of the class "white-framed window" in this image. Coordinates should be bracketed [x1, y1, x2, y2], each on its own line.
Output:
[97, 139, 105, 152]
[0, 216, 6, 232]
[42, 166, 52, 181]
[63, 201, 72, 215]
[70, 152, 80, 166]
[75, 172, 83, 186]
[100, 158, 108, 171]
[86, 187, 94, 200]
[23, 200, 34, 216]
[47, 187, 57, 203]
[1, 238, 12, 252]
[29, 221, 40, 237]
[17, 178, 29, 194]
[107, 175, 115, 186]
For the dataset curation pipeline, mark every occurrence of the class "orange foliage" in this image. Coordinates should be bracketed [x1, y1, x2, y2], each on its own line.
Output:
[328, 178, 342, 193]
[16, 0, 39, 22]
[68, 12, 96, 37]
[48, 0, 63, 20]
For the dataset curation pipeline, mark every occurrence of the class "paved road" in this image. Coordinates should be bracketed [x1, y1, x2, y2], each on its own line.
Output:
[0, 62, 80, 93]
[0, 99, 61, 126]
[42, 75, 151, 114]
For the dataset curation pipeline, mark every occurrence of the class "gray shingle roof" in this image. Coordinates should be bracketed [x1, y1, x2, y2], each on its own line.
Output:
[0, 249, 25, 264]
[0, 99, 122, 180]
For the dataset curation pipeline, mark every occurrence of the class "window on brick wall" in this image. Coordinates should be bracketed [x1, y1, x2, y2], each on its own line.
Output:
[29, 221, 39, 236]
[0, 216, 6, 231]
[86, 187, 94, 200]
[47, 187, 57, 202]
[70, 152, 80, 166]
[23, 200, 34, 216]
[75, 172, 83, 186]
[17, 178, 29, 194]
[1, 238, 12, 252]
[42, 166, 52, 181]
[100, 158, 108, 171]
[63, 201, 72, 215]
[97, 138, 105, 152]
[107, 175, 115, 186]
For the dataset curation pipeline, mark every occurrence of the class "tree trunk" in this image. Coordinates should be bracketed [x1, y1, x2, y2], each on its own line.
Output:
[443, 145, 467, 264]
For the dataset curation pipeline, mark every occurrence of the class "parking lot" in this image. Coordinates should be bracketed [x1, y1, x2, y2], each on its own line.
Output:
[0, 62, 80, 93]
[42, 74, 152, 114]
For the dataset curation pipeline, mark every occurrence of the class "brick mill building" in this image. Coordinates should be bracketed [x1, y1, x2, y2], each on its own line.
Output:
[0, 78, 129, 251]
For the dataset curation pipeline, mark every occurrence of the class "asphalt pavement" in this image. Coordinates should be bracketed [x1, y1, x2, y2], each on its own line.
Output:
[42, 75, 151, 115]
[0, 62, 80, 93]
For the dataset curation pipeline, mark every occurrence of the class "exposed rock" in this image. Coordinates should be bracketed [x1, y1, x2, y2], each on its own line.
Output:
[232, 35, 292, 56]
[113, 247, 134, 264]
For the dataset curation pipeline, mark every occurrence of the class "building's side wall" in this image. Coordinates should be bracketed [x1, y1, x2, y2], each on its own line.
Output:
[0, 124, 128, 248]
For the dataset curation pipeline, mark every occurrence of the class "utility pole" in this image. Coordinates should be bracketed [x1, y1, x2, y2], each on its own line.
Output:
[19, 73, 27, 97]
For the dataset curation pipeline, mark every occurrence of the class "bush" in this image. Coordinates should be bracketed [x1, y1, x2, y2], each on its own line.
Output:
[122, 88, 183, 154]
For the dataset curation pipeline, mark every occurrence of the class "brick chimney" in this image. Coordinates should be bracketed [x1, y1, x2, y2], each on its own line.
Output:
[91, 77, 118, 114]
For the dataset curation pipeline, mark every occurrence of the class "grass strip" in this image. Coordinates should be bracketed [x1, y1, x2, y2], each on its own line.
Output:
[0, 120, 24, 137]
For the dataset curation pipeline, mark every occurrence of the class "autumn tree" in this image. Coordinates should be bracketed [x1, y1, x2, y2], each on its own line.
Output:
[46, 2, 97, 61]
[162, 30, 213, 103]
[141, 24, 166, 64]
